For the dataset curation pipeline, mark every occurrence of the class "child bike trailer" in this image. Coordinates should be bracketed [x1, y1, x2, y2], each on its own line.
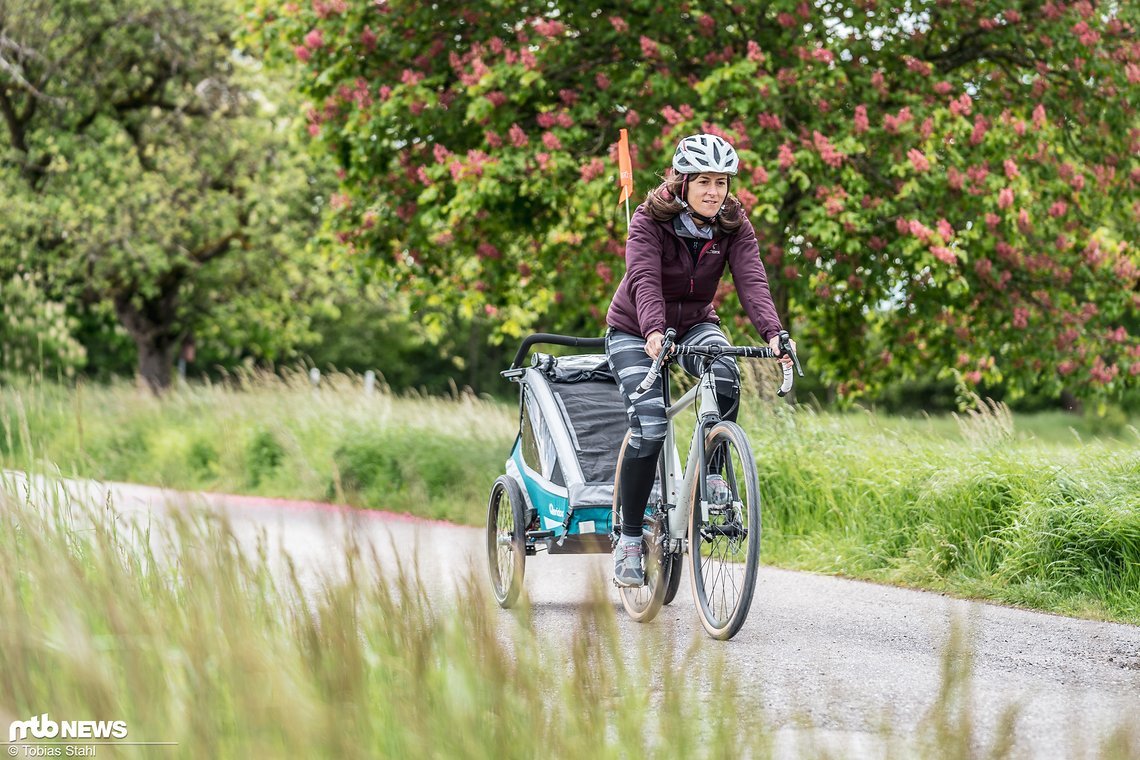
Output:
[485, 333, 639, 607]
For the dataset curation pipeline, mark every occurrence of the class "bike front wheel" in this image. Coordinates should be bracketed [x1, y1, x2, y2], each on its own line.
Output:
[687, 421, 762, 640]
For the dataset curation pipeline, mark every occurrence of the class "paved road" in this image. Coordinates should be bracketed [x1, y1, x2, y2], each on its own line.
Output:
[6, 472, 1140, 758]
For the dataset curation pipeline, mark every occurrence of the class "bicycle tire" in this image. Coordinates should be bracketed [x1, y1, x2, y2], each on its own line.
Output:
[687, 421, 761, 640]
[486, 475, 526, 608]
[613, 431, 670, 622]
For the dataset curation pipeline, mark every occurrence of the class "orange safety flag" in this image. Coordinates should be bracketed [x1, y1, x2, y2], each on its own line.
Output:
[616, 128, 634, 207]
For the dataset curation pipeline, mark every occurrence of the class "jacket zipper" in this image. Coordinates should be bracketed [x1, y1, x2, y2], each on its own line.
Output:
[692, 239, 716, 295]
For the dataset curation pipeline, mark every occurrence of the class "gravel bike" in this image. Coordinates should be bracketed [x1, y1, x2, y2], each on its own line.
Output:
[614, 328, 801, 640]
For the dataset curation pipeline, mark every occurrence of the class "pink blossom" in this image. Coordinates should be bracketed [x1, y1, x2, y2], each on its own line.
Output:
[967, 163, 989, 186]
[595, 72, 611, 90]
[662, 105, 684, 125]
[433, 144, 452, 164]
[908, 219, 934, 243]
[580, 158, 605, 182]
[477, 242, 501, 260]
[485, 91, 507, 107]
[965, 370, 983, 384]
[811, 48, 835, 65]
[556, 112, 574, 128]
[559, 89, 578, 106]
[639, 36, 659, 59]
[1071, 173, 1086, 191]
[747, 40, 766, 63]
[777, 12, 797, 27]
[1013, 120, 1026, 137]
[416, 166, 431, 186]
[934, 81, 953, 95]
[752, 165, 769, 185]
[949, 93, 972, 117]
[400, 68, 424, 86]
[304, 28, 324, 49]
[974, 258, 993, 277]
[541, 131, 562, 150]
[931, 246, 956, 264]
[1003, 159, 1020, 179]
[1004, 9, 1022, 22]
[535, 152, 551, 171]
[294, 45, 312, 62]
[609, 16, 629, 33]
[534, 19, 566, 37]
[757, 113, 783, 130]
[778, 143, 795, 170]
[1057, 360, 1077, 376]
[998, 187, 1014, 209]
[904, 56, 932, 76]
[625, 109, 640, 127]
[813, 131, 845, 168]
[1091, 357, 1119, 384]
[947, 167, 965, 191]
[937, 219, 954, 241]
[508, 123, 528, 147]
[378, 85, 391, 101]
[520, 49, 537, 70]
[1032, 103, 1047, 128]
[307, 123, 320, 137]
[908, 149, 930, 173]
[1012, 308, 1030, 329]
[1049, 200, 1068, 218]
[854, 105, 869, 134]
[537, 112, 556, 128]
[970, 115, 989, 146]
[360, 27, 377, 50]
[985, 212, 1000, 230]
[485, 130, 502, 148]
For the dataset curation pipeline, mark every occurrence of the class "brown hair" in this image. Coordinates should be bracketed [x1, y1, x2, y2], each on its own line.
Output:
[641, 169, 744, 235]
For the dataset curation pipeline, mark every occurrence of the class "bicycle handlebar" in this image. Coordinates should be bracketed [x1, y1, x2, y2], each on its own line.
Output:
[634, 329, 804, 397]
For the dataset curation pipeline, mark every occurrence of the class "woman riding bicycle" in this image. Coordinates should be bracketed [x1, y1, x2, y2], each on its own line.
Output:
[605, 133, 794, 587]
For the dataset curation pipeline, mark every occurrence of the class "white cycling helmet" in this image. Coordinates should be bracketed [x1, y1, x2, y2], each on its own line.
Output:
[672, 133, 739, 176]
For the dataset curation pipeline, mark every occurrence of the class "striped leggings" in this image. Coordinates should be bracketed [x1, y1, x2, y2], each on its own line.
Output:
[605, 323, 740, 458]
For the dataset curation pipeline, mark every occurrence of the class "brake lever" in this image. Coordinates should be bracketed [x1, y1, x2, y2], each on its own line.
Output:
[777, 330, 804, 377]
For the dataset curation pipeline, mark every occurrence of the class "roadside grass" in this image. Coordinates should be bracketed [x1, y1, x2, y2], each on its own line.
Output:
[2, 481, 1136, 759]
[2, 374, 1139, 625]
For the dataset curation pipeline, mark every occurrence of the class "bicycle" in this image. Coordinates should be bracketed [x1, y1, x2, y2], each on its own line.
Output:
[614, 327, 801, 640]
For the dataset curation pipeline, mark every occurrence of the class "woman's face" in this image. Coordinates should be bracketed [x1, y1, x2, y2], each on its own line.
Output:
[685, 172, 729, 219]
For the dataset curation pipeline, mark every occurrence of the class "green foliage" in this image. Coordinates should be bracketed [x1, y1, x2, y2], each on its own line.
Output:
[246, 0, 1140, 403]
[0, 273, 86, 379]
[0, 0, 336, 390]
[246, 428, 285, 486]
[331, 427, 505, 521]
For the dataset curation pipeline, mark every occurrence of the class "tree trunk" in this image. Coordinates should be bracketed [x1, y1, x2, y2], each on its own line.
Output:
[135, 337, 176, 393]
[113, 291, 181, 394]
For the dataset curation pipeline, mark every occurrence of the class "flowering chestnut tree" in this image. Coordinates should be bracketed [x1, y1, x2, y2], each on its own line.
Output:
[245, 0, 1139, 401]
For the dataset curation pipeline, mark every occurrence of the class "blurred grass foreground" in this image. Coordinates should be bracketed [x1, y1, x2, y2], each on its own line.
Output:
[3, 477, 1138, 759]
[1, 370, 1138, 625]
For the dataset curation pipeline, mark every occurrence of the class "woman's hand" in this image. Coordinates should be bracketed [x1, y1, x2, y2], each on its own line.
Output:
[645, 330, 665, 359]
[769, 334, 796, 368]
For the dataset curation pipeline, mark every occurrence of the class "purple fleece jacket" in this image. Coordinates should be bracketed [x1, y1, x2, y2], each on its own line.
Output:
[605, 206, 784, 341]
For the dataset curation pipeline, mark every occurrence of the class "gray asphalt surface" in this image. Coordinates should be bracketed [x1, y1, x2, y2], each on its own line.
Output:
[6, 471, 1140, 758]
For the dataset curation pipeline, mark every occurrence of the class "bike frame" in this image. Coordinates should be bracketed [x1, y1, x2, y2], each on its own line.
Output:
[658, 359, 723, 554]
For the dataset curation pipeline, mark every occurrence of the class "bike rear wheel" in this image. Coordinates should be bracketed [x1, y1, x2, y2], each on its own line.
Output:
[613, 431, 670, 622]
[688, 421, 761, 640]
